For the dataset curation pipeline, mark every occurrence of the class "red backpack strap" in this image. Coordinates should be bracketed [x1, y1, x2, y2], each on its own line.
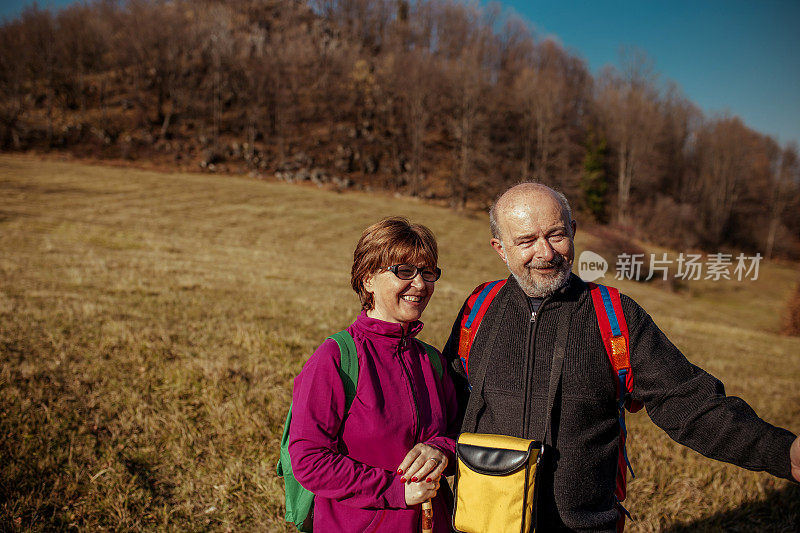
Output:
[588, 283, 635, 399]
[457, 279, 506, 377]
[588, 282, 641, 530]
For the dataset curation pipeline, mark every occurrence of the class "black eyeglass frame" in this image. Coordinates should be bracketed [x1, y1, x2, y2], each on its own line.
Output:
[385, 264, 442, 282]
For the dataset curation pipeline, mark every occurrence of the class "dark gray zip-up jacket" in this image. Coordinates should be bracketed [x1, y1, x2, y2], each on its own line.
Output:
[443, 274, 796, 532]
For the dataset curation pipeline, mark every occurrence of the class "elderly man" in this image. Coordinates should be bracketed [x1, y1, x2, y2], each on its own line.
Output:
[443, 183, 799, 532]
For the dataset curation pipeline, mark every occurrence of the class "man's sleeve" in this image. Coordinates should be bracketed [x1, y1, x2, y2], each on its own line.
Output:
[623, 295, 797, 481]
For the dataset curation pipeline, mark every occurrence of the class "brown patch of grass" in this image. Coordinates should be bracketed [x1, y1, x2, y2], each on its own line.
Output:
[0, 155, 798, 531]
[782, 283, 800, 336]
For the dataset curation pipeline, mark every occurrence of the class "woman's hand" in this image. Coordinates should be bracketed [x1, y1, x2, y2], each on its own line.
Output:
[397, 443, 448, 484]
[404, 478, 440, 506]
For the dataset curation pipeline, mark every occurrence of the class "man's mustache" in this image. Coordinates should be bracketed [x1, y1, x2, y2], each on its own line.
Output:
[525, 255, 565, 270]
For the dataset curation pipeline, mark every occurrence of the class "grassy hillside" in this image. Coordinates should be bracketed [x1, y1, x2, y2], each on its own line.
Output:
[1, 154, 798, 531]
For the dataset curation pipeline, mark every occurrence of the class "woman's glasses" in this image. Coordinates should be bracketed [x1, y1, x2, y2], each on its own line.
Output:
[385, 264, 442, 282]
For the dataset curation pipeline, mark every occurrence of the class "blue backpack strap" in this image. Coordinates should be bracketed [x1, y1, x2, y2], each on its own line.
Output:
[464, 280, 504, 328]
[458, 280, 507, 377]
[417, 339, 443, 379]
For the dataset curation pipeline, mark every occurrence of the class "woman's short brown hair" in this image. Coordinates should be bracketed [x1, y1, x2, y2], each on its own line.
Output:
[351, 217, 439, 310]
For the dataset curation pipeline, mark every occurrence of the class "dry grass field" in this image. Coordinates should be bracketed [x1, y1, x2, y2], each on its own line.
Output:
[1, 154, 798, 531]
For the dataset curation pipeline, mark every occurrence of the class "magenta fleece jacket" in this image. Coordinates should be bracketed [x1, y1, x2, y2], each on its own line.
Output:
[289, 311, 459, 532]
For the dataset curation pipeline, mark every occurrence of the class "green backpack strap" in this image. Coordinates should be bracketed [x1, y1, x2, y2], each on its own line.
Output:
[327, 330, 359, 411]
[417, 339, 443, 379]
[277, 409, 315, 531]
[277, 329, 359, 532]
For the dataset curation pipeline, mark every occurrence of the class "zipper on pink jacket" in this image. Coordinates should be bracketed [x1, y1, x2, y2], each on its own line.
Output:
[397, 331, 421, 445]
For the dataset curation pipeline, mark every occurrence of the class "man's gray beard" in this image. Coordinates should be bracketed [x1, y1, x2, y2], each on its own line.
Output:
[510, 260, 572, 298]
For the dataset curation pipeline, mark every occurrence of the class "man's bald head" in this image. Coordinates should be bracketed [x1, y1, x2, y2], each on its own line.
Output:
[488, 183, 577, 297]
[489, 183, 573, 242]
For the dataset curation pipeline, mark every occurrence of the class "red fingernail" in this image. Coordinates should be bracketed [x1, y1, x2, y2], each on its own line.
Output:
[397, 469, 403, 475]
[411, 477, 418, 482]
[426, 478, 432, 483]
[400, 477, 406, 483]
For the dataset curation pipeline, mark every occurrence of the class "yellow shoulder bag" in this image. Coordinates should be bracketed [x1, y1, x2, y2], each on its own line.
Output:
[452, 299, 572, 533]
[453, 433, 542, 533]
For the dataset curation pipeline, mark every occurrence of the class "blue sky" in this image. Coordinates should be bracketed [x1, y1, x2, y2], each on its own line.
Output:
[2, 0, 798, 146]
[498, 0, 800, 147]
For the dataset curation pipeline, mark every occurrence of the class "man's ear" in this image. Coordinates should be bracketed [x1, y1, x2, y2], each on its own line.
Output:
[490, 238, 506, 263]
[571, 220, 577, 239]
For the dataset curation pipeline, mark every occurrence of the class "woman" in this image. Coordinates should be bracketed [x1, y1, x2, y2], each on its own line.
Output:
[289, 217, 458, 532]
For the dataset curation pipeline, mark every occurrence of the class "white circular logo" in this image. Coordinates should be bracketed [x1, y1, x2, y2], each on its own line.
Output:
[578, 250, 608, 282]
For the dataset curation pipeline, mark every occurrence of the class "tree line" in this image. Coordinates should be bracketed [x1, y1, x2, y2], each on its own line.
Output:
[1, 0, 798, 257]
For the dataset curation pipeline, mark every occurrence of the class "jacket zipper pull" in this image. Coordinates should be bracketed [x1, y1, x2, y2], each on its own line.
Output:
[531, 310, 537, 322]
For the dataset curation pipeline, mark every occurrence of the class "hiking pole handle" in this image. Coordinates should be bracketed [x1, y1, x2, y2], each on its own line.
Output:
[421, 499, 433, 533]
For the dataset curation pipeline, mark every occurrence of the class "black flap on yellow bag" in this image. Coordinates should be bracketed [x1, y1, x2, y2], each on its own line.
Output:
[457, 443, 533, 476]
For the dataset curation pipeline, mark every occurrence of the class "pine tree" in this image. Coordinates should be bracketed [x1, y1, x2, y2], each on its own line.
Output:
[580, 133, 609, 223]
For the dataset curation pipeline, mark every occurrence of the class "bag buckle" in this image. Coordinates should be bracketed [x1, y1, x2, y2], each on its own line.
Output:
[609, 335, 629, 369]
[458, 326, 471, 357]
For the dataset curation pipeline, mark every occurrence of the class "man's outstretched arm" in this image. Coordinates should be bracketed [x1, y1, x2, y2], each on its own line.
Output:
[624, 295, 798, 481]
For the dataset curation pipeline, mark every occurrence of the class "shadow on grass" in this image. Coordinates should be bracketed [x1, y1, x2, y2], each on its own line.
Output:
[664, 484, 800, 532]
[122, 453, 175, 506]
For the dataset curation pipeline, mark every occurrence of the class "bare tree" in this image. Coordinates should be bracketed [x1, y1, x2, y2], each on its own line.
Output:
[374, 0, 442, 194]
[0, 16, 28, 148]
[437, 1, 497, 207]
[513, 39, 588, 186]
[112, 0, 203, 134]
[314, 0, 394, 53]
[695, 115, 755, 247]
[54, 4, 110, 119]
[765, 141, 799, 259]
[660, 84, 701, 203]
[381, 50, 437, 194]
[19, 6, 58, 143]
[595, 49, 665, 223]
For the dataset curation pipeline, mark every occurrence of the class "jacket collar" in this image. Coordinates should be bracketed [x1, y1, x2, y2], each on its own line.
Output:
[353, 310, 424, 342]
